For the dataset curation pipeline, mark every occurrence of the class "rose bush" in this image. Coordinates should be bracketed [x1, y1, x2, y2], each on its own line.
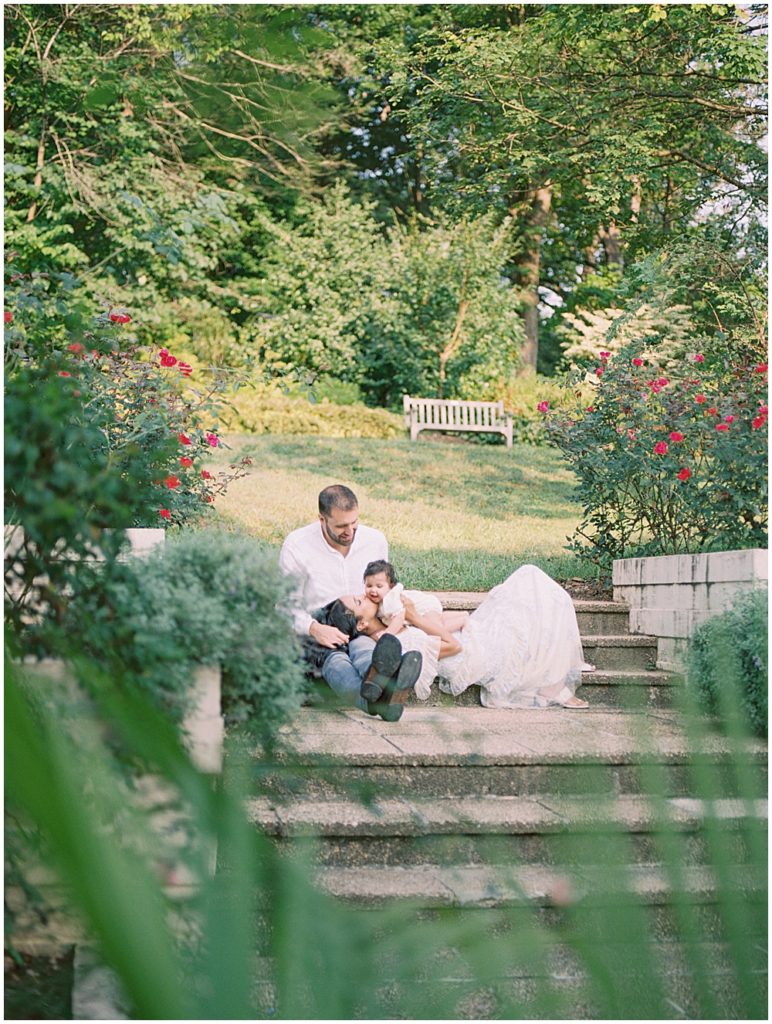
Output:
[545, 346, 768, 566]
[5, 274, 252, 650]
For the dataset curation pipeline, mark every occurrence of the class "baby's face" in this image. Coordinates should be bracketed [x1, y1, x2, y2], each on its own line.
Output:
[364, 571, 392, 605]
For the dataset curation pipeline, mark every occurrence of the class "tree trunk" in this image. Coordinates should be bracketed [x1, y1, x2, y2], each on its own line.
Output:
[518, 184, 552, 373]
[598, 220, 623, 269]
[26, 121, 47, 223]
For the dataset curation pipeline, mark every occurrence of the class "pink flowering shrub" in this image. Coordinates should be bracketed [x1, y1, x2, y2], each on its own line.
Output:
[546, 347, 768, 565]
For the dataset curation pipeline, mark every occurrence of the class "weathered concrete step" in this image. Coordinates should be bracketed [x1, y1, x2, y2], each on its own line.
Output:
[248, 794, 767, 868]
[315, 861, 766, 908]
[437, 593, 630, 634]
[415, 670, 676, 709]
[581, 634, 658, 670]
[256, 708, 768, 800]
[247, 939, 767, 1020]
[249, 794, 768, 839]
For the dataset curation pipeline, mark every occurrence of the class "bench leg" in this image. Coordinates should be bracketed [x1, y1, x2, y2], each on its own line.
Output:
[410, 423, 421, 442]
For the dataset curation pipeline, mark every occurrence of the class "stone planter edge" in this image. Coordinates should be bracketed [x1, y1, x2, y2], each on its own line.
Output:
[612, 548, 768, 671]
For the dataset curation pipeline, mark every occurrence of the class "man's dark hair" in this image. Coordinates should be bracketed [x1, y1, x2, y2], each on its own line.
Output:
[364, 559, 398, 586]
[318, 484, 358, 517]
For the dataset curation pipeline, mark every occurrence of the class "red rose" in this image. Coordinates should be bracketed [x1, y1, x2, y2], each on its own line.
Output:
[205, 495, 214, 503]
[201, 469, 212, 480]
[595, 367, 603, 377]
[715, 423, 729, 432]
[67, 342, 85, 354]
[600, 351, 610, 362]
[536, 401, 549, 413]
[159, 508, 172, 520]
[754, 364, 767, 374]
[657, 378, 669, 387]
[653, 441, 668, 455]
[4, 311, 12, 323]
[164, 475, 181, 489]
[695, 394, 706, 404]
[179, 457, 193, 468]
[707, 407, 718, 416]
[693, 354, 704, 363]
[752, 416, 767, 430]
[178, 361, 193, 377]
[677, 468, 691, 482]
[724, 415, 735, 424]
[205, 432, 219, 447]
[110, 312, 131, 324]
[58, 370, 71, 377]
[669, 431, 684, 442]
[632, 357, 644, 367]
[178, 433, 192, 445]
[586, 406, 595, 413]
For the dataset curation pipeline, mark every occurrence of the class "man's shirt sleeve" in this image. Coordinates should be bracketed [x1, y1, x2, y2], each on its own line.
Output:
[278, 537, 314, 636]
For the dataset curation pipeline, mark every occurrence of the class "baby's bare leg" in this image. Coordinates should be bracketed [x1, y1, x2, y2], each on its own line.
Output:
[441, 611, 469, 632]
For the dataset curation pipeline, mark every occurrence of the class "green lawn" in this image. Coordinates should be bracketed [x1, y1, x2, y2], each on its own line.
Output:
[208, 434, 598, 590]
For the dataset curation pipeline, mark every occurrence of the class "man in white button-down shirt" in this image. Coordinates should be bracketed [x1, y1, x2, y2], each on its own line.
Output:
[279, 484, 394, 713]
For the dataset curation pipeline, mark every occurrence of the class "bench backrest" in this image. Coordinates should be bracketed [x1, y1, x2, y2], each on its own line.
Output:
[403, 395, 505, 428]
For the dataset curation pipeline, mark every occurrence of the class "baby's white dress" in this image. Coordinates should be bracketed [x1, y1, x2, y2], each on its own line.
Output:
[379, 583, 443, 623]
[436, 564, 587, 708]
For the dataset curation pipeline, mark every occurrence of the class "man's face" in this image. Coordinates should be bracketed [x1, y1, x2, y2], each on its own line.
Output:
[320, 505, 359, 548]
[364, 572, 391, 605]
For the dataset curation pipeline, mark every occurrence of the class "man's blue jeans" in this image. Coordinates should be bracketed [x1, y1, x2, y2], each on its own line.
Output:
[322, 635, 375, 710]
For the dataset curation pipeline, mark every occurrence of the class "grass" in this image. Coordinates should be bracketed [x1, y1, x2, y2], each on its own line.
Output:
[207, 434, 599, 590]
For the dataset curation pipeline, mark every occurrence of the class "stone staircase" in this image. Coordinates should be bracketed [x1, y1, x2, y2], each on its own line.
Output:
[245, 594, 768, 1017]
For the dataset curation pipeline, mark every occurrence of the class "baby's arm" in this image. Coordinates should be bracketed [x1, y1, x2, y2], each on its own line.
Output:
[400, 597, 462, 657]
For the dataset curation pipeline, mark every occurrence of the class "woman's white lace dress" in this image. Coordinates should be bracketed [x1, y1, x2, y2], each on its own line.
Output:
[435, 564, 587, 708]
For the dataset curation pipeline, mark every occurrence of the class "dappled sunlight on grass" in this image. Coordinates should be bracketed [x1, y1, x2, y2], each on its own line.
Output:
[208, 435, 589, 586]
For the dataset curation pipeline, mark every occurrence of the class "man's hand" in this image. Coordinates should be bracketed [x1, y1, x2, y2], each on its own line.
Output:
[309, 619, 349, 649]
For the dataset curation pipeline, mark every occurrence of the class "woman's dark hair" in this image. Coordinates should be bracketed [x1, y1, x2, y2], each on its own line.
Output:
[364, 559, 398, 585]
[326, 599, 359, 638]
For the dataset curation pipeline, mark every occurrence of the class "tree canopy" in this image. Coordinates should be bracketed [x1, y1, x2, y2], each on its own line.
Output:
[4, 2, 767, 401]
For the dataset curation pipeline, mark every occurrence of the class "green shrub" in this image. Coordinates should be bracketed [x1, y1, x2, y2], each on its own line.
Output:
[60, 529, 307, 734]
[221, 382, 403, 438]
[686, 587, 768, 737]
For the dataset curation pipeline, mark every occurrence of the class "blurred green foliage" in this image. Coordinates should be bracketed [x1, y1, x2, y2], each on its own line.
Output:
[687, 587, 768, 737]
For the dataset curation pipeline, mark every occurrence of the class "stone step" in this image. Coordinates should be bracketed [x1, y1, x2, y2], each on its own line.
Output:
[248, 938, 768, 1021]
[314, 860, 767, 909]
[580, 634, 659, 670]
[255, 708, 768, 801]
[414, 669, 676, 710]
[248, 794, 767, 869]
[436, 593, 631, 635]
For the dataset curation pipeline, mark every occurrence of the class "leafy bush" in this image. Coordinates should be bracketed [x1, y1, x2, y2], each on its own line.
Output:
[547, 345, 768, 566]
[490, 374, 577, 445]
[686, 588, 768, 737]
[256, 184, 526, 408]
[60, 529, 307, 732]
[221, 382, 403, 438]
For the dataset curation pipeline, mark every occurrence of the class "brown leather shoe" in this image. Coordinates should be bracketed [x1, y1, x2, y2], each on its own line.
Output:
[360, 634, 402, 703]
[376, 650, 422, 708]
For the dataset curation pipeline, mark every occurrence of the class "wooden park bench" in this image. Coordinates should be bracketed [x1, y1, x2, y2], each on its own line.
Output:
[403, 395, 513, 448]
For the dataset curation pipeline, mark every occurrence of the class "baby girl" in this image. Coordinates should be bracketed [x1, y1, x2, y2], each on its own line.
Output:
[360, 559, 469, 658]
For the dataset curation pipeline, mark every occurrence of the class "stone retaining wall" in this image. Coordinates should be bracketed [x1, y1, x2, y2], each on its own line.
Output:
[613, 549, 768, 672]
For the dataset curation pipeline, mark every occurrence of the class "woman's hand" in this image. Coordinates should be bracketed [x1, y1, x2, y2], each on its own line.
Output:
[400, 595, 418, 624]
[309, 620, 349, 648]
